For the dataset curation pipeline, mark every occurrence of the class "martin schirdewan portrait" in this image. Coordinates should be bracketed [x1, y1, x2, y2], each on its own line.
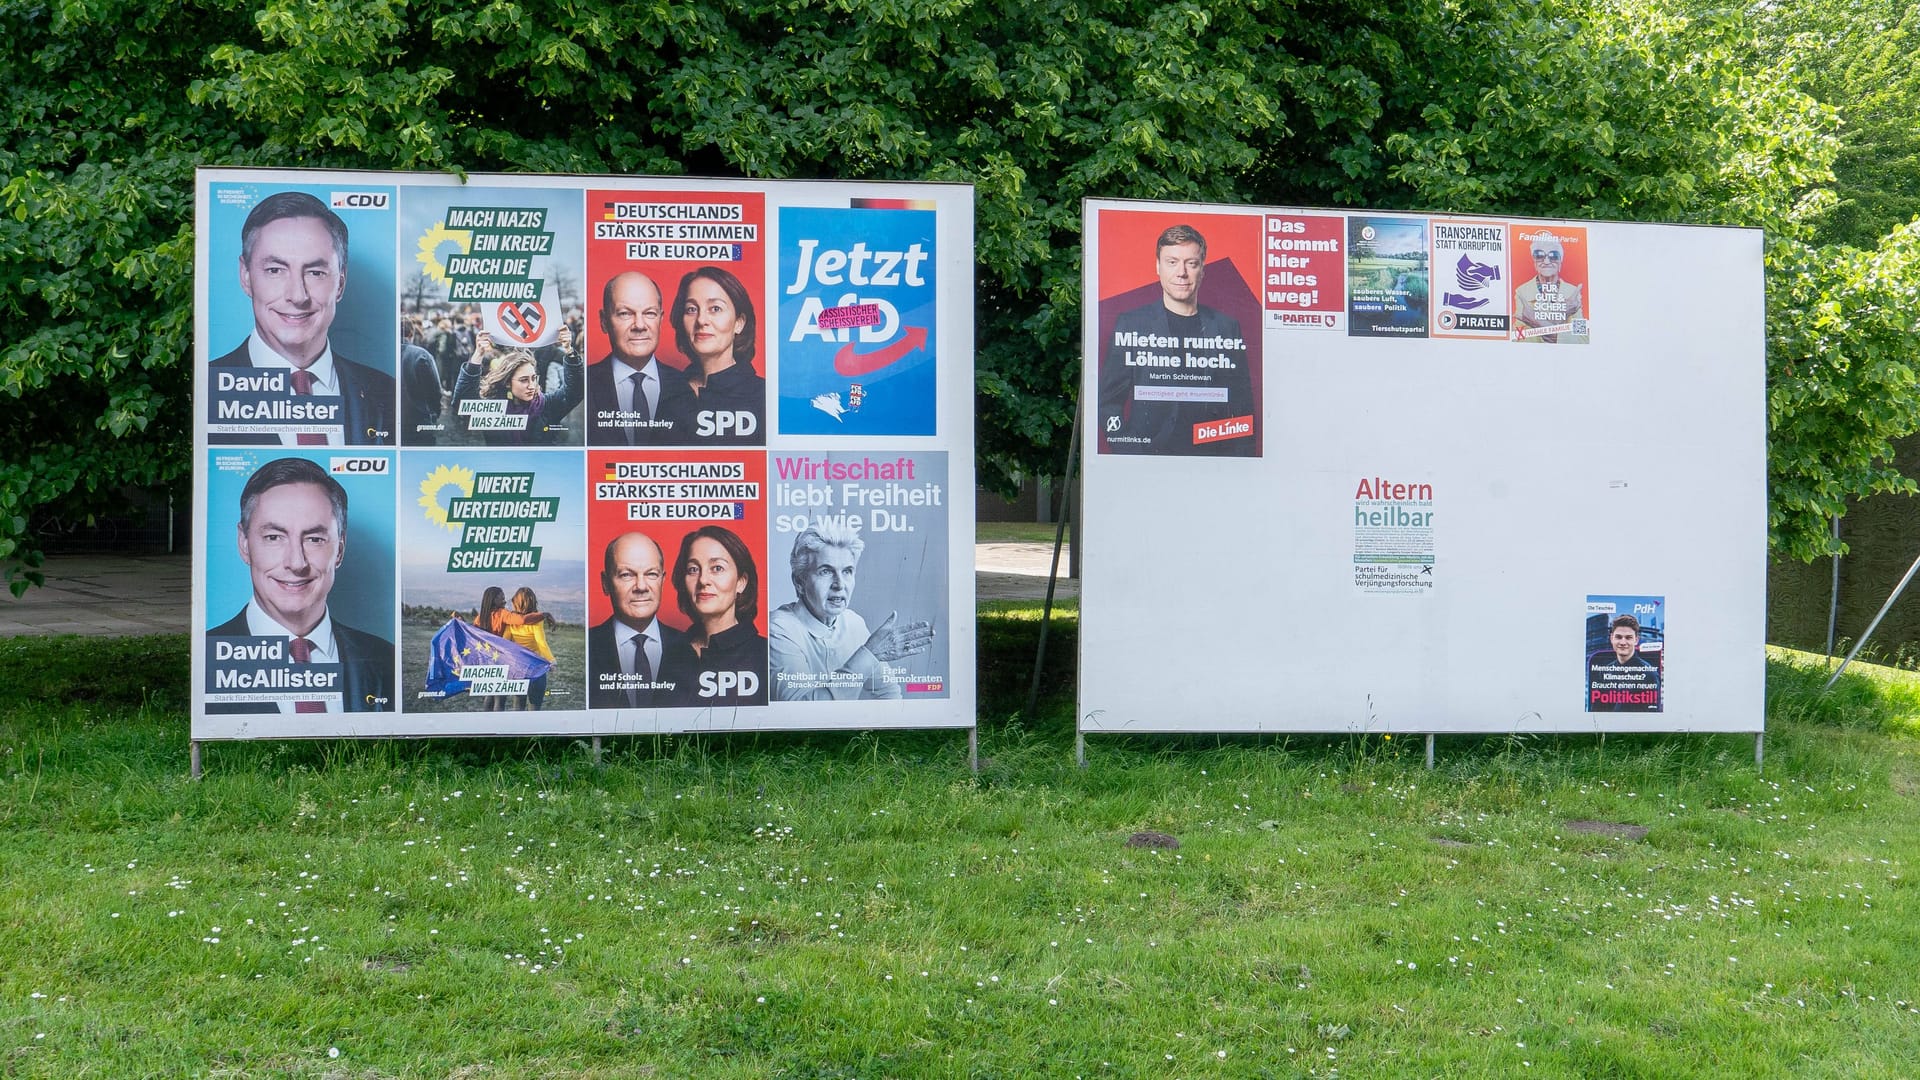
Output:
[205, 184, 398, 446]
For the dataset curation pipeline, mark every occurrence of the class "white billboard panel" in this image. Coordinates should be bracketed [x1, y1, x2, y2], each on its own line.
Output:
[193, 169, 973, 739]
[1081, 199, 1763, 734]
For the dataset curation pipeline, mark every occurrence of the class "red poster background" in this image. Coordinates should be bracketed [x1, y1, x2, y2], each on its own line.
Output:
[584, 190, 767, 374]
[585, 450, 769, 635]
[1508, 223, 1591, 322]
[1261, 211, 1346, 325]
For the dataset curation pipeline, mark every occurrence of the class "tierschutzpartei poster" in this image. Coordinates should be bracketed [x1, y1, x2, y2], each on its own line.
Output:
[193, 169, 975, 740]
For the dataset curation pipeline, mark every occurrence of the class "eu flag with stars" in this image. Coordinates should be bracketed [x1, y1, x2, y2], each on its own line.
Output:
[423, 618, 554, 697]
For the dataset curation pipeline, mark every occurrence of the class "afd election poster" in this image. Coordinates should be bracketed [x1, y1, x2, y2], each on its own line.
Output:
[193, 169, 975, 741]
[204, 181, 399, 447]
[1093, 208, 1264, 457]
[768, 451, 950, 701]
[1082, 197, 1762, 737]
[776, 204, 940, 437]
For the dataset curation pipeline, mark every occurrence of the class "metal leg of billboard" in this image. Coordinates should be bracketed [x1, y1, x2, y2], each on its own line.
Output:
[1823, 546, 1920, 691]
[1027, 395, 1081, 721]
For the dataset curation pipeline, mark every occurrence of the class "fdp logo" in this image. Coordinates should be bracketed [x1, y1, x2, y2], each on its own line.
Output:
[496, 301, 546, 345]
[330, 191, 390, 210]
[329, 456, 390, 474]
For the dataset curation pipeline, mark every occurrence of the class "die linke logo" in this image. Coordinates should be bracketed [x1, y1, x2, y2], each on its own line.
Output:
[785, 236, 932, 376]
[496, 300, 546, 344]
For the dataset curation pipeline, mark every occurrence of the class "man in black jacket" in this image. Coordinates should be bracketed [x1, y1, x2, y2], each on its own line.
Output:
[1099, 223, 1254, 456]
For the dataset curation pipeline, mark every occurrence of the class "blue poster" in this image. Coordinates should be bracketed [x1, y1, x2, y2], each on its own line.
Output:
[776, 205, 937, 436]
[205, 182, 399, 385]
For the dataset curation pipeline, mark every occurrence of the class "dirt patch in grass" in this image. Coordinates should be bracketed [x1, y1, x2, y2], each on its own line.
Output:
[1563, 819, 1649, 841]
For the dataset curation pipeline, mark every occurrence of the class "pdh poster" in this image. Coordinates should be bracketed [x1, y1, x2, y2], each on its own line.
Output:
[194, 169, 975, 740]
[1585, 595, 1663, 712]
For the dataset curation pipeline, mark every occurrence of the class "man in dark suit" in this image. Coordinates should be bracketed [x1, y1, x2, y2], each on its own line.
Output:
[210, 190, 395, 446]
[588, 530, 689, 707]
[205, 457, 394, 714]
[588, 271, 695, 445]
[1098, 223, 1254, 456]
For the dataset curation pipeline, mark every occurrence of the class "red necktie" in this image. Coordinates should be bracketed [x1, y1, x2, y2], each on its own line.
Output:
[289, 369, 327, 445]
[289, 636, 325, 713]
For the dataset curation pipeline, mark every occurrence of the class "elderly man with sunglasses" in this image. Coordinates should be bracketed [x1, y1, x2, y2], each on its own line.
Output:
[1513, 235, 1589, 344]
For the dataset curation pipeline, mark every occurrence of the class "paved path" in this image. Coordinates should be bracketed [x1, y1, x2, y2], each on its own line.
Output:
[0, 542, 1075, 637]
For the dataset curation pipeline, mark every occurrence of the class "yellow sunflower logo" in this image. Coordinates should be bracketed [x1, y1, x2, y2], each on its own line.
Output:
[418, 464, 475, 533]
[415, 221, 472, 285]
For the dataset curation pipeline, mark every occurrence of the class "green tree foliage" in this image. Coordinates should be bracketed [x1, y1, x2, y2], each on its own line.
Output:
[0, 0, 1892, 586]
[1756, 0, 1920, 250]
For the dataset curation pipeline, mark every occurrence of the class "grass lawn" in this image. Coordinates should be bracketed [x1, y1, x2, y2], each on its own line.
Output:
[2, 622, 1918, 1077]
[975, 521, 1067, 546]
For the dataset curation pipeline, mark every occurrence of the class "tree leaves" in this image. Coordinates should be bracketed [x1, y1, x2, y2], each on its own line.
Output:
[1, 0, 1907, 578]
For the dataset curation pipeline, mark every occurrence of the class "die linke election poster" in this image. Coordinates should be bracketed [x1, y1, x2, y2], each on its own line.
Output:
[192, 169, 975, 741]
[1083, 197, 1762, 738]
[1093, 207, 1264, 457]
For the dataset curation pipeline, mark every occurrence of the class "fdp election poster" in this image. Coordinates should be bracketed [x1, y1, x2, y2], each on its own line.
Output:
[193, 169, 975, 741]
[1081, 198, 1762, 737]
[767, 451, 950, 701]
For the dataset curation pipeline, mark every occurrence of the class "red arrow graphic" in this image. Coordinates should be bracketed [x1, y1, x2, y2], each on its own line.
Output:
[834, 325, 928, 377]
